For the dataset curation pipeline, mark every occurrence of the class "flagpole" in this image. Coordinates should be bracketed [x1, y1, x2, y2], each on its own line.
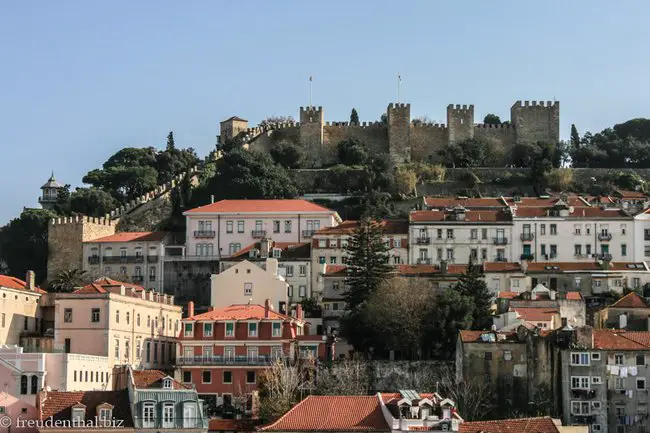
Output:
[309, 75, 313, 108]
[397, 73, 400, 103]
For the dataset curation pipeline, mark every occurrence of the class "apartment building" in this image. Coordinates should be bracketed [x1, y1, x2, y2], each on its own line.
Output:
[220, 239, 311, 305]
[311, 219, 408, 293]
[595, 292, 650, 331]
[83, 232, 169, 292]
[0, 271, 44, 346]
[560, 327, 650, 433]
[183, 199, 340, 259]
[54, 277, 181, 369]
[176, 301, 328, 417]
[634, 209, 650, 262]
[409, 206, 514, 265]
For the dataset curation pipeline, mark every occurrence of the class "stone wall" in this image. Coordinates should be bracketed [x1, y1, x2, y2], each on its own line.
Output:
[410, 124, 448, 161]
[369, 360, 452, 392]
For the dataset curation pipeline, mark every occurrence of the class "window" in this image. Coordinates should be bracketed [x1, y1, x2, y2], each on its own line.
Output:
[615, 354, 624, 365]
[592, 353, 601, 361]
[149, 266, 156, 281]
[470, 229, 478, 240]
[153, 342, 158, 362]
[98, 407, 112, 422]
[248, 322, 258, 337]
[318, 239, 326, 248]
[125, 340, 130, 361]
[585, 244, 591, 255]
[637, 354, 646, 365]
[162, 402, 174, 428]
[136, 339, 141, 359]
[571, 401, 590, 415]
[184, 323, 193, 337]
[237, 220, 244, 233]
[91, 308, 100, 323]
[299, 265, 306, 276]
[287, 285, 293, 297]
[638, 378, 646, 390]
[481, 248, 487, 260]
[574, 245, 582, 256]
[200, 370, 211, 384]
[114, 339, 120, 359]
[141, 402, 155, 428]
[592, 401, 601, 410]
[271, 346, 283, 359]
[615, 377, 625, 390]
[246, 371, 256, 384]
[244, 282, 253, 296]
[571, 352, 590, 366]
[436, 229, 442, 239]
[446, 229, 453, 239]
[286, 265, 294, 277]
[484, 352, 492, 360]
[145, 341, 151, 363]
[30, 375, 38, 394]
[394, 256, 401, 264]
[574, 224, 581, 235]
[64, 308, 73, 323]
[512, 279, 520, 288]
[550, 244, 557, 258]
[394, 238, 402, 248]
[223, 371, 232, 384]
[204, 323, 213, 337]
[540, 224, 546, 235]
[183, 371, 192, 383]
[273, 220, 280, 233]
[446, 248, 454, 261]
[20, 376, 27, 394]
[299, 286, 306, 297]
[329, 239, 338, 248]
[115, 310, 119, 324]
[272, 322, 282, 337]
[592, 425, 601, 432]
[225, 323, 234, 337]
[330, 256, 337, 264]
[622, 244, 627, 257]
[183, 402, 198, 429]
[272, 248, 281, 258]
[470, 249, 478, 260]
[550, 224, 557, 235]
[482, 228, 487, 240]
[284, 220, 292, 233]
[503, 350, 512, 361]
[571, 376, 590, 389]
[645, 245, 650, 257]
[72, 407, 85, 422]
[126, 312, 130, 325]
[592, 376, 602, 385]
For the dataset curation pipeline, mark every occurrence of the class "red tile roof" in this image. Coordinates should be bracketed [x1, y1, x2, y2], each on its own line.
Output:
[424, 197, 506, 209]
[503, 195, 587, 208]
[0, 275, 45, 294]
[186, 304, 295, 322]
[618, 332, 650, 347]
[230, 241, 310, 259]
[315, 219, 408, 235]
[396, 264, 467, 275]
[514, 206, 630, 218]
[324, 265, 347, 276]
[132, 369, 188, 390]
[565, 292, 583, 300]
[459, 330, 518, 343]
[185, 199, 336, 214]
[498, 292, 520, 299]
[209, 418, 257, 432]
[74, 277, 145, 294]
[410, 210, 512, 223]
[525, 262, 648, 272]
[460, 417, 560, 433]
[513, 307, 558, 322]
[85, 231, 168, 243]
[259, 395, 389, 432]
[610, 292, 650, 309]
[483, 262, 522, 272]
[40, 390, 133, 426]
[593, 330, 650, 350]
[615, 189, 648, 199]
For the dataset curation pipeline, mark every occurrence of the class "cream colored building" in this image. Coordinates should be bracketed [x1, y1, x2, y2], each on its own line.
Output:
[210, 258, 288, 313]
[0, 272, 44, 346]
[409, 207, 515, 265]
[54, 277, 181, 369]
[82, 231, 169, 292]
[183, 199, 340, 259]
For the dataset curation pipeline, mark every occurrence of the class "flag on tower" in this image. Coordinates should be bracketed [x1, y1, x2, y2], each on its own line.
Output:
[309, 75, 313, 82]
[398, 73, 402, 83]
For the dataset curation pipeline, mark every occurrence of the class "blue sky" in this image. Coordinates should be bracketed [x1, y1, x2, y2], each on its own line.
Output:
[1, 1, 649, 224]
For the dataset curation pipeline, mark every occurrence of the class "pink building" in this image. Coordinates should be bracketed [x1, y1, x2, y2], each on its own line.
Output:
[183, 200, 341, 259]
[0, 391, 39, 433]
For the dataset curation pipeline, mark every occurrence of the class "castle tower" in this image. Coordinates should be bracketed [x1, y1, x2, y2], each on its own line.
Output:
[387, 103, 411, 164]
[447, 104, 475, 144]
[511, 101, 560, 144]
[39, 172, 65, 210]
[299, 106, 324, 147]
[219, 116, 249, 145]
[47, 216, 117, 282]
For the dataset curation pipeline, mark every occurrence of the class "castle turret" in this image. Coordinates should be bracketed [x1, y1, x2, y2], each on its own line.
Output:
[511, 100, 560, 144]
[447, 104, 474, 144]
[219, 116, 249, 145]
[39, 172, 65, 210]
[387, 103, 411, 164]
[299, 106, 324, 147]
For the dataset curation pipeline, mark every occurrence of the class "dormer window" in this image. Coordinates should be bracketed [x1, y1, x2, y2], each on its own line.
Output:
[163, 378, 173, 389]
[97, 403, 113, 423]
[273, 248, 282, 258]
[71, 403, 86, 423]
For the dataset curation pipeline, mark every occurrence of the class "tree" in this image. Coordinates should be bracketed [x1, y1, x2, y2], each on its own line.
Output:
[570, 124, 580, 149]
[350, 108, 360, 125]
[483, 114, 501, 125]
[421, 289, 474, 359]
[454, 259, 493, 330]
[69, 188, 117, 217]
[545, 168, 574, 191]
[166, 131, 175, 151]
[0, 209, 54, 283]
[437, 365, 495, 421]
[394, 167, 417, 196]
[437, 138, 494, 168]
[270, 142, 303, 168]
[337, 138, 367, 166]
[258, 359, 313, 422]
[48, 269, 87, 293]
[315, 355, 371, 395]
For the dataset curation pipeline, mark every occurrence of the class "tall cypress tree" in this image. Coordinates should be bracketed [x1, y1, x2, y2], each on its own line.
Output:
[343, 217, 392, 311]
[570, 124, 580, 149]
[166, 131, 176, 151]
[350, 108, 360, 125]
[455, 257, 493, 330]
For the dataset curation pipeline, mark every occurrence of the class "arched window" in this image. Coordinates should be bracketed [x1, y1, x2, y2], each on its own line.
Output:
[20, 375, 28, 394]
[31, 375, 38, 394]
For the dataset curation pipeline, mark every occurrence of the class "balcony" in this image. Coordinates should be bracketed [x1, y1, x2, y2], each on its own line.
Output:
[493, 237, 508, 245]
[132, 275, 144, 283]
[252, 230, 267, 238]
[177, 355, 285, 366]
[103, 255, 144, 264]
[194, 230, 216, 238]
[520, 233, 534, 241]
[88, 256, 100, 265]
[571, 388, 597, 399]
[147, 255, 159, 263]
[417, 258, 431, 264]
[494, 257, 508, 262]
[597, 253, 613, 261]
[598, 233, 612, 241]
[416, 237, 431, 245]
[520, 254, 534, 261]
[302, 230, 316, 238]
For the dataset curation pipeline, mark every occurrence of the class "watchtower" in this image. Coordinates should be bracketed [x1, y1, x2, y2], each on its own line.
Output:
[219, 116, 249, 145]
[447, 104, 474, 144]
[387, 103, 411, 164]
[511, 101, 560, 144]
[299, 106, 324, 147]
[39, 172, 65, 211]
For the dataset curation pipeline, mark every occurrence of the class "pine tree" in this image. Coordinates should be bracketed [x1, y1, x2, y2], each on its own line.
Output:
[350, 108, 360, 125]
[343, 217, 392, 311]
[570, 124, 580, 148]
[166, 131, 176, 151]
[455, 257, 493, 330]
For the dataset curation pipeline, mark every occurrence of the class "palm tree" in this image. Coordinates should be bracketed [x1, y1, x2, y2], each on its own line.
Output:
[49, 269, 87, 293]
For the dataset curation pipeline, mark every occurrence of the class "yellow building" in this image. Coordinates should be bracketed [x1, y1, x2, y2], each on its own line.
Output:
[0, 271, 44, 346]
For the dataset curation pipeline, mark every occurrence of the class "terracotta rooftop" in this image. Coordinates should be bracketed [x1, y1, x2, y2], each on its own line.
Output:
[609, 292, 650, 309]
[614, 189, 648, 199]
[424, 197, 506, 209]
[85, 231, 168, 243]
[315, 219, 408, 235]
[410, 210, 512, 223]
[513, 206, 630, 218]
[186, 304, 295, 322]
[483, 262, 522, 272]
[566, 292, 583, 300]
[459, 330, 519, 343]
[40, 390, 133, 425]
[0, 275, 46, 294]
[497, 291, 520, 299]
[459, 417, 560, 433]
[396, 264, 467, 275]
[230, 241, 311, 260]
[593, 330, 650, 350]
[185, 199, 337, 215]
[223, 116, 248, 122]
[502, 195, 587, 208]
[259, 395, 389, 432]
[132, 369, 188, 390]
[74, 277, 145, 294]
[513, 307, 559, 322]
[323, 264, 347, 276]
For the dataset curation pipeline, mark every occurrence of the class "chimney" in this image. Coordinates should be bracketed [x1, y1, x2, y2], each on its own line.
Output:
[188, 301, 195, 319]
[260, 238, 271, 259]
[440, 260, 448, 274]
[25, 270, 35, 291]
[211, 195, 215, 204]
[266, 258, 279, 276]
[619, 312, 628, 330]
[550, 290, 556, 301]
[296, 304, 304, 320]
[207, 306, 214, 312]
[264, 299, 271, 319]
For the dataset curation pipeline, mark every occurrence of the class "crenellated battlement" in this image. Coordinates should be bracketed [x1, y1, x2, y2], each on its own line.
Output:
[300, 106, 323, 115]
[475, 123, 513, 129]
[388, 103, 410, 110]
[324, 121, 384, 128]
[50, 215, 115, 226]
[447, 104, 475, 113]
[512, 100, 559, 108]
[411, 122, 447, 130]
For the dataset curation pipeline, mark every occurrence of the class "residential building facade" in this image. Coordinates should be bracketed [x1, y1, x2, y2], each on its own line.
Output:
[0, 272, 44, 346]
[595, 292, 650, 331]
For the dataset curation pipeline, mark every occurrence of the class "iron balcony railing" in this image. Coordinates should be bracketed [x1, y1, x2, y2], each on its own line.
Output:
[302, 230, 316, 238]
[147, 255, 159, 263]
[597, 253, 613, 261]
[88, 256, 100, 265]
[493, 237, 508, 245]
[194, 230, 216, 238]
[102, 255, 144, 264]
[132, 275, 144, 282]
[177, 355, 286, 366]
[598, 233, 612, 241]
[252, 230, 267, 238]
[520, 254, 534, 261]
[417, 258, 431, 264]
[520, 233, 534, 241]
[494, 257, 508, 262]
[416, 237, 431, 245]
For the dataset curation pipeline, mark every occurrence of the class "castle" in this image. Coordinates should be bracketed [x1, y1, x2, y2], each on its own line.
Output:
[219, 100, 560, 165]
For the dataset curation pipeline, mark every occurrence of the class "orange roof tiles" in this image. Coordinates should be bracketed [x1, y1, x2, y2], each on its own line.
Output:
[593, 330, 650, 350]
[132, 370, 188, 390]
[410, 210, 512, 223]
[85, 231, 168, 243]
[615, 189, 648, 199]
[230, 241, 310, 259]
[565, 292, 583, 300]
[185, 199, 336, 214]
[40, 390, 133, 425]
[498, 292, 520, 299]
[514, 206, 630, 218]
[315, 219, 408, 235]
[259, 395, 389, 432]
[483, 262, 522, 272]
[395, 264, 467, 275]
[619, 332, 650, 347]
[424, 197, 506, 209]
[610, 292, 650, 309]
[0, 275, 45, 294]
[513, 307, 558, 322]
[503, 195, 587, 208]
[187, 304, 295, 322]
[324, 264, 347, 276]
[460, 417, 560, 433]
[74, 277, 145, 294]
